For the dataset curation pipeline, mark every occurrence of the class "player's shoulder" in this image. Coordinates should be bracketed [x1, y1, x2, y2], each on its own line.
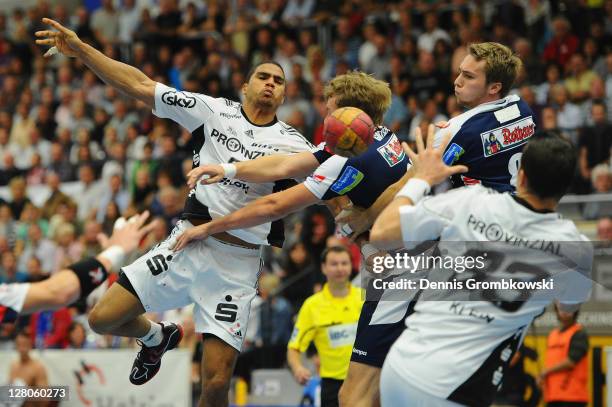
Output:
[441, 184, 497, 200]
[275, 120, 315, 148]
[301, 291, 324, 310]
[451, 95, 531, 132]
[155, 82, 219, 111]
[372, 126, 394, 143]
[353, 126, 407, 167]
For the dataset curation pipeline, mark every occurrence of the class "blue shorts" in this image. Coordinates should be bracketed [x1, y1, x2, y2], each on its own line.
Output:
[351, 299, 415, 367]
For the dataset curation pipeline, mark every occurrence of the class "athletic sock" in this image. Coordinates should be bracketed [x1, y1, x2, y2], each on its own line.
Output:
[139, 322, 163, 347]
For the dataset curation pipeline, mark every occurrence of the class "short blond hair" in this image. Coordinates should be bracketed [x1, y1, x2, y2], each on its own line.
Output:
[468, 42, 522, 97]
[324, 71, 391, 126]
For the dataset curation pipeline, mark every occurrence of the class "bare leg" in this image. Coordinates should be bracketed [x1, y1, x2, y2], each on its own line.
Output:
[198, 335, 239, 407]
[339, 361, 381, 407]
[88, 283, 149, 337]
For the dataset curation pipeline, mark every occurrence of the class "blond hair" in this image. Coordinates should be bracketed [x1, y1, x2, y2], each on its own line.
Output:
[324, 71, 391, 126]
[468, 42, 522, 97]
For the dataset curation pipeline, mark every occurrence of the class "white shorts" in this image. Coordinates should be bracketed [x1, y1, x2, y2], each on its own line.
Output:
[122, 220, 262, 351]
[380, 357, 466, 407]
[0, 283, 30, 313]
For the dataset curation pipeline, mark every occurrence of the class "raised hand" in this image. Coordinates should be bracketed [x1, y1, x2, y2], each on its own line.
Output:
[403, 124, 468, 187]
[97, 211, 159, 253]
[35, 18, 82, 58]
[335, 206, 373, 240]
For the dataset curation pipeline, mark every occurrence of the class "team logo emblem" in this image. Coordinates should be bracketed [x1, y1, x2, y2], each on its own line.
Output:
[377, 135, 405, 167]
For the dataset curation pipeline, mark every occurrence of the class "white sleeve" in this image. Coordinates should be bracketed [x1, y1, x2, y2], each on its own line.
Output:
[399, 187, 475, 243]
[152, 82, 217, 132]
[432, 120, 462, 149]
[303, 155, 348, 199]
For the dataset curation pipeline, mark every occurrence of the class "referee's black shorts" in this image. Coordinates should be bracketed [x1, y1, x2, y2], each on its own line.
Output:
[321, 378, 343, 407]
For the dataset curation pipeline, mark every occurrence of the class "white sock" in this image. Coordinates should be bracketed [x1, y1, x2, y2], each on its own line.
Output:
[139, 322, 163, 347]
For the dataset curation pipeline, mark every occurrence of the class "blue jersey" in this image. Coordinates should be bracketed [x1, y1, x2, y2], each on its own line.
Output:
[436, 95, 535, 193]
[305, 127, 409, 207]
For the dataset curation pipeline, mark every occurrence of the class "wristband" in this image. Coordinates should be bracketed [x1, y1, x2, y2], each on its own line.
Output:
[99, 245, 127, 271]
[220, 163, 237, 179]
[396, 178, 431, 204]
[338, 223, 353, 237]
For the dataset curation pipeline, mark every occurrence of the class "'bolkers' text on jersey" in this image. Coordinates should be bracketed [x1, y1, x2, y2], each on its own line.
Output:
[436, 95, 534, 192]
[304, 127, 409, 207]
[388, 185, 592, 406]
[153, 83, 315, 246]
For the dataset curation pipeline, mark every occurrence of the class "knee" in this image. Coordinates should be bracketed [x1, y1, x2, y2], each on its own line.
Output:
[202, 371, 232, 402]
[88, 305, 113, 334]
[338, 382, 352, 406]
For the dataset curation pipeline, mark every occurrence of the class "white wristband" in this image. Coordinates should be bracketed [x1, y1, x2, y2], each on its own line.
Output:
[220, 163, 237, 179]
[396, 178, 431, 204]
[99, 245, 127, 271]
[338, 223, 353, 237]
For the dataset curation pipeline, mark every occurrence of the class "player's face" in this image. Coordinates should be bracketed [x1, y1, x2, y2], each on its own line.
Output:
[454, 55, 500, 108]
[325, 96, 338, 116]
[243, 64, 286, 111]
[322, 252, 352, 283]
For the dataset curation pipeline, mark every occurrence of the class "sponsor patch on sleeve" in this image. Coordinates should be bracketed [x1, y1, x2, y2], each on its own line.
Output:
[480, 116, 535, 157]
[331, 166, 364, 194]
[377, 135, 406, 167]
[442, 143, 465, 165]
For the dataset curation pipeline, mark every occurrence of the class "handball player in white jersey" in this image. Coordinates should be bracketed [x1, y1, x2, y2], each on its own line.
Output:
[36, 19, 315, 406]
[370, 131, 592, 406]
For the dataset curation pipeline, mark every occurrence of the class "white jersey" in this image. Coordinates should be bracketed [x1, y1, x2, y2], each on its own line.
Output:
[153, 83, 315, 246]
[0, 283, 30, 323]
[388, 185, 592, 406]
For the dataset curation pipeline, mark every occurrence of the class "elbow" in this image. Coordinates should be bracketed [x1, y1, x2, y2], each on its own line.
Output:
[276, 163, 296, 180]
[136, 79, 156, 107]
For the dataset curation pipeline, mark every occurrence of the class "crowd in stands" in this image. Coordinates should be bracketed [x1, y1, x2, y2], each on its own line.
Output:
[0, 0, 611, 393]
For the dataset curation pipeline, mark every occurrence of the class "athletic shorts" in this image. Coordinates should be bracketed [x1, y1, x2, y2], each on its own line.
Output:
[122, 220, 262, 351]
[0, 283, 30, 318]
[380, 359, 465, 407]
[351, 268, 421, 367]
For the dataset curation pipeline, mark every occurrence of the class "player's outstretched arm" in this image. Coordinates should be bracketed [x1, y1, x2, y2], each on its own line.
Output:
[35, 18, 155, 107]
[370, 129, 467, 249]
[21, 212, 158, 314]
[187, 151, 321, 188]
[172, 184, 319, 250]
